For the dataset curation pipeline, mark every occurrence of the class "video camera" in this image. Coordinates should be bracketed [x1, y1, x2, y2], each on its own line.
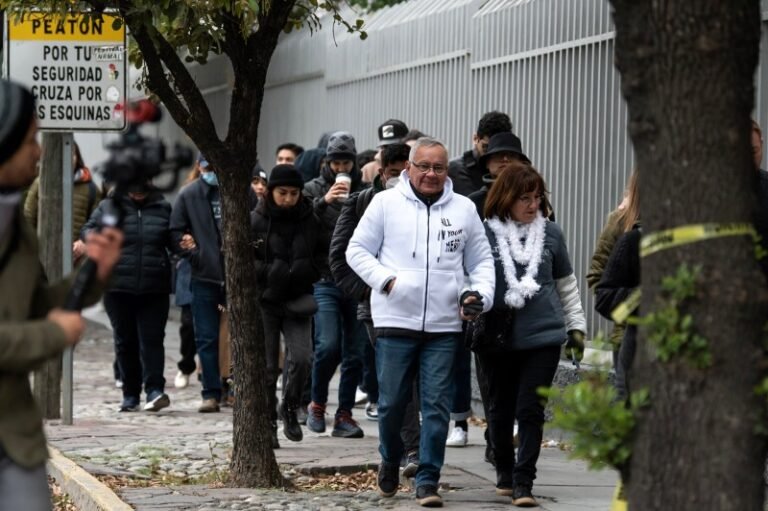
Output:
[99, 99, 194, 192]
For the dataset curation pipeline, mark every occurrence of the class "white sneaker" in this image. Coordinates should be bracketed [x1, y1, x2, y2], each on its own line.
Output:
[276, 374, 283, 391]
[355, 387, 367, 405]
[115, 379, 123, 389]
[174, 371, 189, 389]
[446, 426, 468, 447]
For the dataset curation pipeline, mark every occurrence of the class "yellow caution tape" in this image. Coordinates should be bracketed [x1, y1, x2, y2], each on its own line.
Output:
[641, 223, 756, 258]
[610, 288, 642, 325]
[610, 482, 628, 511]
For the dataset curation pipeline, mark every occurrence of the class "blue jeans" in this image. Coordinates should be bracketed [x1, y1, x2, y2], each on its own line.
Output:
[190, 279, 225, 401]
[451, 339, 472, 421]
[376, 334, 458, 487]
[311, 281, 366, 414]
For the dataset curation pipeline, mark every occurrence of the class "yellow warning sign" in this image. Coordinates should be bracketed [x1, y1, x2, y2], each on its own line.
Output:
[8, 13, 123, 42]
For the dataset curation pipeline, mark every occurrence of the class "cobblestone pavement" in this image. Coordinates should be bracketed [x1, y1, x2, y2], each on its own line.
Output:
[45, 305, 616, 510]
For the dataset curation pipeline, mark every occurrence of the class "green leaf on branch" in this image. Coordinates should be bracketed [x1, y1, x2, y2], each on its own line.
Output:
[635, 264, 711, 369]
[540, 372, 648, 471]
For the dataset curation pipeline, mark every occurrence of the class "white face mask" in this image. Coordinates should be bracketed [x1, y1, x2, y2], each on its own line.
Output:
[0, 192, 21, 244]
[385, 177, 399, 189]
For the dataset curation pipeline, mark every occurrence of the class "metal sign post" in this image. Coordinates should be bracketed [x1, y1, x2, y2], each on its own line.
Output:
[61, 133, 73, 424]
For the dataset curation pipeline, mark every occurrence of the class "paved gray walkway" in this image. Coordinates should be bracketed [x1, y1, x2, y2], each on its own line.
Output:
[44, 304, 616, 510]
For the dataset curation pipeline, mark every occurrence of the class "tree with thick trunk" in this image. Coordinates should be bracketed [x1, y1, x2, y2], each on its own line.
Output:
[2, 0, 366, 487]
[611, 1, 768, 508]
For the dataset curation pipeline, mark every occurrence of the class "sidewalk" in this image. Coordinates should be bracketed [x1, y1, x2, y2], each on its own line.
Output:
[44, 305, 616, 510]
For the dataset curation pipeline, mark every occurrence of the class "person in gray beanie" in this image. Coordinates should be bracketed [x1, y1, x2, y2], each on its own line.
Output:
[302, 131, 369, 439]
[0, 80, 123, 510]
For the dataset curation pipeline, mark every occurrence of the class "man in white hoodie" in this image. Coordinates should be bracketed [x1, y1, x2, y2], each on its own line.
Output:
[346, 137, 495, 507]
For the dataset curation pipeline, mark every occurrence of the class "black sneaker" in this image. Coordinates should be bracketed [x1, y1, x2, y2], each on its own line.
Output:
[416, 485, 443, 507]
[402, 450, 419, 478]
[271, 421, 281, 449]
[377, 462, 399, 497]
[279, 400, 303, 442]
[143, 391, 170, 412]
[511, 484, 537, 507]
[119, 396, 140, 412]
[331, 410, 364, 438]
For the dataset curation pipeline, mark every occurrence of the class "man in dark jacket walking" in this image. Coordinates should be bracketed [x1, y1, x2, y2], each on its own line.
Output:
[170, 156, 226, 413]
[303, 131, 368, 438]
[448, 111, 512, 197]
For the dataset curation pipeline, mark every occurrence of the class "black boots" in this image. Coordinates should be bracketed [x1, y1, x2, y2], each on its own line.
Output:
[279, 400, 303, 442]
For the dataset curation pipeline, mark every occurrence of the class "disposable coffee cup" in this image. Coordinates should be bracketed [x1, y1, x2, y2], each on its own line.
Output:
[336, 173, 351, 199]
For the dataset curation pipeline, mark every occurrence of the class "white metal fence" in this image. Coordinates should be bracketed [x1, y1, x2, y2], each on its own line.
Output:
[248, 0, 768, 338]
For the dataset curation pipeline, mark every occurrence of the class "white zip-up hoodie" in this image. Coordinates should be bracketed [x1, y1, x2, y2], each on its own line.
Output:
[346, 172, 495, 333]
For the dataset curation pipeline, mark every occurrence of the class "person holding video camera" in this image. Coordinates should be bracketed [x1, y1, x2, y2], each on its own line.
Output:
[0, 80, 122, 511]
[82, 181, 173, 413]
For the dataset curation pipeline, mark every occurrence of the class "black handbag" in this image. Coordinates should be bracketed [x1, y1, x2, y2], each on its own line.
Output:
[284, 294, 318, 317]
[465, 309, 515, 352]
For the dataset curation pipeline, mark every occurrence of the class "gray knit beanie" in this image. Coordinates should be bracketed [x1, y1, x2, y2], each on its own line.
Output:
[0, 81, 35, 166]
[326, 131, 357, 161]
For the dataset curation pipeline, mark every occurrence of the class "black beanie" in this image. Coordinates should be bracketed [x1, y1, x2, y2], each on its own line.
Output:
[268, 164, 304, 190]
[0, 81, 35, 166]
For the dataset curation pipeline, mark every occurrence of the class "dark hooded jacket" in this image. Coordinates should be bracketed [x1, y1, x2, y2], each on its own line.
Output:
[448, 149, 483, 197]
[81, 191, 172, 294]
[250, 195, 328, 312]
[169, 178, 224, 286]
[295, 132, 333, 183]
[329, 175, 385, 319]
[303, 165, 367, 272]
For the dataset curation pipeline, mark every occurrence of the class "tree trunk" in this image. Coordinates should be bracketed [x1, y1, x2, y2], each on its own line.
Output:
[121, 0, 295, 487]
[218, 164, 284, 487]
[34, 132, 64, 419]
[611, 1, 768, 509]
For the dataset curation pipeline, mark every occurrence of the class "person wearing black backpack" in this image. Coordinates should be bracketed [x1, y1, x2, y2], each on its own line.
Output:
[251, 164, 327, 447]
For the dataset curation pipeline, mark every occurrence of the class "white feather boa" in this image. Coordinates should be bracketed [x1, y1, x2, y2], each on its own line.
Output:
[487, 212, 547, 309]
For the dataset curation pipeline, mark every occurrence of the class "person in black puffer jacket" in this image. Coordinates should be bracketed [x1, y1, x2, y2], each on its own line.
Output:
[81, 185, 173, 413]
[595, 224, 641, 402]
[252, 164, 328, 447]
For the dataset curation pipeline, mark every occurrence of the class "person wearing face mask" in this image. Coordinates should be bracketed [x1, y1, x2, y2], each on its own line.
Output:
[250, 164, 327, 448]
[82, 182, 174, 413]
[170, 155, 227, 413]
[329, 143, 414, 438]
[330, 143, 423, 475]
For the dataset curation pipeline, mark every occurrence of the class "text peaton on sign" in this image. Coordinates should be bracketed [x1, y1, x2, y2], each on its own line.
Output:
[5, 13, 127, 131]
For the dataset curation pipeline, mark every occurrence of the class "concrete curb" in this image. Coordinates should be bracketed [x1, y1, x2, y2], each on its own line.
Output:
[47, 445, 132, 511]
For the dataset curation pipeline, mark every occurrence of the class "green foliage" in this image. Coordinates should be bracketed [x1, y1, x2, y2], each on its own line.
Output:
[633, 264, 712, 369]
[348, 0, 409, 12]
[541, 371, 648, 471]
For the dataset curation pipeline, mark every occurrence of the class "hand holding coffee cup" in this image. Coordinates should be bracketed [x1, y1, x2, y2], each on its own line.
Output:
[335, 173, 351, 198]
[324, 173, 352, 204]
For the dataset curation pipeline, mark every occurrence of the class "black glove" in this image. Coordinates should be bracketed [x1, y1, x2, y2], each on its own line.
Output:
[460, 290, 484, 317]
[565, 330, 585, 363]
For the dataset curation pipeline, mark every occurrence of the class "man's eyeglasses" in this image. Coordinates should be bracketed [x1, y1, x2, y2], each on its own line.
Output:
[517, 194, 544, 206]
[410, 161, 448, 174]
